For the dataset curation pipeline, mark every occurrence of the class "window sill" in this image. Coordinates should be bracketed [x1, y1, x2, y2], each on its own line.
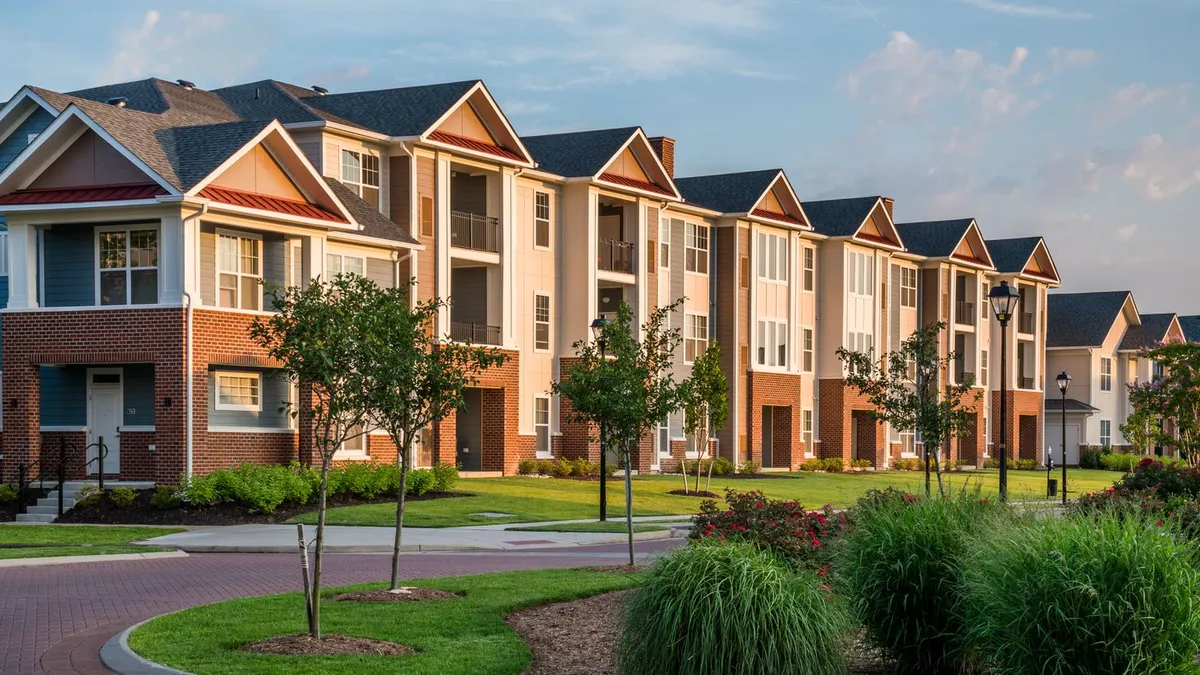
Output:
[207, 426, 295, 434]
[332, 453, 371, 462]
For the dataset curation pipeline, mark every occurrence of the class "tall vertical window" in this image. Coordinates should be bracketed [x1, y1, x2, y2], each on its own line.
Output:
[534, 293, 550, 351]
[218, 233, 261, 310]
[534, 191, 551, 249]
[325, 252, 365, 277]
[756, 231, 787, 282]
[802, 328, 814, 372]
[756, 320, 788, 367]
[685, 314, 709, 362]
[1100, 357, 1113, 391]
[340, 149, 380, 208]
[685, 223, 709, 274]
[802, 246, 815, 291]
[900, 267, 917, 308]
[659, 219, 670, 269]
[802, 409, 813, 454]
[98, 227, 158, 305]
[535, 396, 551, 457]
[980, 349, 989, 387]
[1100, 419, 1112, 447]
[847, 251, 874, 296]
[981, 282, 989, 318]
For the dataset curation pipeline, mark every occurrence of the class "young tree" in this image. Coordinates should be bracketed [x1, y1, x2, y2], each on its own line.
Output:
[1128, 341, 1200, 465]
[553, 300, 683, 565]
[678, 341, 729, 494]
[837, 322, 981, 497]
[250, 275, 375, 639]
[358, 284, 507, 591]
[1119, 406, 1161, 456]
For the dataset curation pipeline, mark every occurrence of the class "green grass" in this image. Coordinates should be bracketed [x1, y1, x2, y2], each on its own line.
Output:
[504, 521, 671, 534]
[129, 568, 642, 675]
[0, 524, 183, 560]
[292, 469, 1118, 528]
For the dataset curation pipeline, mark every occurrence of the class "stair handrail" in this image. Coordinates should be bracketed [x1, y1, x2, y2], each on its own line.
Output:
[15, 436, 109, 518]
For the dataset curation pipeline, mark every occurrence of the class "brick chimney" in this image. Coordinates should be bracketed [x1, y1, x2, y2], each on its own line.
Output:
[648, 136, 675, 179]
[881, 197, 895, 221]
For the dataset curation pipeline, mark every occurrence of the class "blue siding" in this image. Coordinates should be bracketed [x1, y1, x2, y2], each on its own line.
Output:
[208, 369, 291, 429]
[40, 366, 87, 427]
[0, 108, 54, 172]
[43, 225, 95, 307]
[123, 364, 155, 426]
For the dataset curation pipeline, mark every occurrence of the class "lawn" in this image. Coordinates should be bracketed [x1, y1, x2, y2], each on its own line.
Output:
[293, 469, 1120, 528]
[0, 524, 182, 560]
[129, 568, 641, 675]
[505, 521, 671, 534]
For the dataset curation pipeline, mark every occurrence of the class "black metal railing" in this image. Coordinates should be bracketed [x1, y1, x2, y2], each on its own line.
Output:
[955, 301, 974, 325]
[449, 211, 499, 253]
[15, 436, 109, 519]
[598, 238, 633, 273]
[1018, 312, 1034, 334]
[451, 321, 502, 345]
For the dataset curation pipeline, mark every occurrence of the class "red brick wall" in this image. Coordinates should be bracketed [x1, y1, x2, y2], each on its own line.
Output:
[746, 371, 804, 469]
[431, 348, 524, 474]
[557, 356, 600, 461]
[990, 389, 1043, 462]
[817, 378, 886, 466]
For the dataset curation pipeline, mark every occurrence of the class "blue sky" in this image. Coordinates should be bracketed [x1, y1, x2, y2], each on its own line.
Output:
[4, 0, 1198, 313]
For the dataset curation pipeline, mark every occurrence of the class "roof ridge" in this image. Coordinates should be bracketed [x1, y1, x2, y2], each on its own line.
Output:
[522, 125, 640, 140]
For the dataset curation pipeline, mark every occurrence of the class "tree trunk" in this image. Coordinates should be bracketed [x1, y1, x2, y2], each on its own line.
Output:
[310, 457, 330, 639]
[694, 435, 703, 495]
[934, 448, 946, 497]
[390, 433, 412, 590]
[624, 442, 635, 567]
[296, 523, 312, 630]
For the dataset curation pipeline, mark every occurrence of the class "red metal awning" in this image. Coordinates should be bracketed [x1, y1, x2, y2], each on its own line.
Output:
[199, 186, 348, 224]
[0, 183, 167, 205]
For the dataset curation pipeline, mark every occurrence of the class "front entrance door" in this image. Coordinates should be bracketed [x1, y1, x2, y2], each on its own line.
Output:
[87, 368, 122, 475]
[761, 406, 774, 468]
[456, 388, 482, 471]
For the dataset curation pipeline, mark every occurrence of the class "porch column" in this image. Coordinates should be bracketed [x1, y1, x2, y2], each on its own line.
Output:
[435, 154, 451, 333]
[299, 235, 325, 288]
[501, 168, 516, 349]
[6, 222, 38, 310]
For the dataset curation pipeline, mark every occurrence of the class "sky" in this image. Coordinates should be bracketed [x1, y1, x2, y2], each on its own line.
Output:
[4, 0, 1198, 313]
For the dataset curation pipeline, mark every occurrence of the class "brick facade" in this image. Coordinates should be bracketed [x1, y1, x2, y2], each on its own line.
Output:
[431, 348, 524, 474]
[817, 378, 887, 467]
[746, 371, 804, 469]
[991, 389, 1043, 462]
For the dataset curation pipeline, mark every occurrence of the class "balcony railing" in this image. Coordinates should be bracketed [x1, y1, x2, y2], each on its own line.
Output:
[1018, 312, 1034, 334]
[598, 238, 634, 274]
[955, 301, 974, 326]
[450, 322, 502, 346]
[450, 211, 499, 253]
[1020, 376, 1035, 389]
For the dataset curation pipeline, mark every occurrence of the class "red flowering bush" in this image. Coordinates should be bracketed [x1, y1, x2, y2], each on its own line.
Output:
[1112, 457, 1200, 500]
[691, 489, 849, 569]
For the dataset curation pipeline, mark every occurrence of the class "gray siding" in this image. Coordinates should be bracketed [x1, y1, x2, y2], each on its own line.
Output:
[208, 369, 291, 428]
[670, 218, 686, 372]
[40, 366, 87, 427]
[199, 227, 216, 305]
[262, 235, 286, 309]
[450, 267, 487, 325]
[0, 108, 54, 171]
[43, 225, 95, 307]
[123, 364, 155, 426]
[366, 257, 393, 288]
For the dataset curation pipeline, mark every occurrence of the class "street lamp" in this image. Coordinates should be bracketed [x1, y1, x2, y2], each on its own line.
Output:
[590, 317, 609, 522]
[988, 280, 1021, 502]
[1057, 370, 1072, 506]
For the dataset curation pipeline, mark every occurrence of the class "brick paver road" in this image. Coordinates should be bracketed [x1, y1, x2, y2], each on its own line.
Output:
[0, 541, 679, 675]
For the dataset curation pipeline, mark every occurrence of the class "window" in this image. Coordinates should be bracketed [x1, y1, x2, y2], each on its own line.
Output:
[981, 282, 989, 318]
[98, 227, 158, 305]
[980, 349, 989, 387]
[340, 149, 380, 208]
[900, 431, 916, 456]
[215, 372, 261, 411]
[336, 425, 367, 459]
[534, 191, 551, 249]
[218, 233, 261, 310]
[900, 267, 917, 308]
[846, 332, 874, 375]
[535, 397, 551, 457]
[685, 314, 708, 362]
[847, 250, 874, 296]
[326, 252, 365, 277]
[1100, 357, 1113, 391]
[756, 320, 788, 367]
[803, 246, 815, 291]
[659, 219, 670, 269]
[1100, 419, 1112, 447]
[685, 223, 709, 274]
[756, 232, 787, 282]
[658, 418, 671, 456]
[802, 328, 814, 372]
[802, 409, 813, 455]
[534, 293, 550, 351]
[1153, 360, 1165, 381]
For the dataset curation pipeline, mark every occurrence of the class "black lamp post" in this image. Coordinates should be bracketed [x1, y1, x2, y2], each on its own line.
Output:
[989, 280, 1021, 502]
[1057, 370, 1072, 505]
[590, 317, 609, 522]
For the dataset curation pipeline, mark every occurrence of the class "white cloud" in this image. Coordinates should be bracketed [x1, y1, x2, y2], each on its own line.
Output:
[1122, 133, 1200, 199]
[1047, 47, 1099, 71]
[956, 0, 1093, 19]
[1115, 223, 1139, 241]
[1095, 83, 1190, 126]
[103, 9, 260, 87]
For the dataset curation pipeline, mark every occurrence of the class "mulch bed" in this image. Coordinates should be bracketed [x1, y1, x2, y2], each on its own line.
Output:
[0, 488, 49, 523]
[241, 633, 415, 656]
[331, 587, 460, 602]
[667, 489, 718, 498]
[56, 489, 470, 526]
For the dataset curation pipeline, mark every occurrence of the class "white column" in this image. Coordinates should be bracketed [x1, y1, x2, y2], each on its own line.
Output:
[635, 200, 648, 340]
[501, 168, 516, 349]
[6, 222, 37, 310]
[160, 215, 184, 303]
[300, 235, 325, 288]
[435, 154, 451, 334]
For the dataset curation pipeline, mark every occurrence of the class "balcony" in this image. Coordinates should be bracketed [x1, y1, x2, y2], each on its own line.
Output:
[1020, 376, 1035, 389]
[955, 301, 974, 326]
[1018, 312, 1034, 334]
[598, 238, 633, 274]
[450, 321, 501, 346]
[450, 211, 499, 253]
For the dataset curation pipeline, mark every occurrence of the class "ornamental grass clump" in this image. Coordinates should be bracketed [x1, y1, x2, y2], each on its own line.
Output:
[836, 490, 1003, 674]
[961, 513, 1200, 675]
[617, 542, 851, 675]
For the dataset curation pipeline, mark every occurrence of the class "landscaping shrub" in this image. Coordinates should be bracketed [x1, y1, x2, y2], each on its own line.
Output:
[821, 457, 845, 473]
[681, 457, 735, 476]
[1114, 457, 1195, 499]
[75, 484, 103, 507]
[107, 487, 137, 508]
[0, 484, 17, 505]
[982, 457, 1000, 469]
[739, 460, 760, 475]
[549, 458, 572, 478]
[406, 468, 435, 496]
[853, 487, 919, 513]
[617, 542, 851, 675]
[692, 489, 848, 570]
[535, 459, 554, 476]
[517, 459, 539, 475]
[149, 486, 182, 510]
[1100, 452, 1141, 472]
[1015, 458, 1038, 470]
[799, 458, 823, 472]
[850, 458, 872, 470]
[892, 458, 921, 471]
[962, 513, 1200, 675]
[837, 491, 1003, 673]
[431, 462, 459, 492]
[942, 458, 967, 472]
[1079, 446, 1103, 469]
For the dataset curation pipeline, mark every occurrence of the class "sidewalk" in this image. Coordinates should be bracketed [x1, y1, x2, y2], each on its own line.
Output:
[137, 516, 691, 553]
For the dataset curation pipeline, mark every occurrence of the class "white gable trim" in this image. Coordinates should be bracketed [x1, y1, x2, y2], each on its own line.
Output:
[419, 81, 535, 167]
[750, 170, 811, 229]
[950, 220, 996, 269]
[849, 198, 905, 251]
[592, 128, 681, 200]
[0, 88, 60, 145]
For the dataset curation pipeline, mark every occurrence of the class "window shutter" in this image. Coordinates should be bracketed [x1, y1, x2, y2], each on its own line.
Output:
[740, 345, 749, 369]
[739, 256, 750, 289]
[420, 196, 434, 238]
[647, 243, 656, 270]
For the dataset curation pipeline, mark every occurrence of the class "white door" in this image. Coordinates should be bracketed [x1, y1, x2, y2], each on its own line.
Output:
[87, 369, 122, 475]
[1047, 420, 1082, 466]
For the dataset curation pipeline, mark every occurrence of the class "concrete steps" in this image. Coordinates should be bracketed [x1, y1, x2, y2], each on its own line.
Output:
[14, 480, 154, 523]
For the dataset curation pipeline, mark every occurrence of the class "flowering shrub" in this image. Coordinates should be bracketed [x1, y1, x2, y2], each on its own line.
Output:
[1113, 457, 1200, 500]
[691, 489, 849, 569]
[853, 487, 919, 513]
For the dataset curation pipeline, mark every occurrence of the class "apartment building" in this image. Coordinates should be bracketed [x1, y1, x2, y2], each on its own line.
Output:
[1181, 316, 1200, 343]
[1045, 291, 1184, 461]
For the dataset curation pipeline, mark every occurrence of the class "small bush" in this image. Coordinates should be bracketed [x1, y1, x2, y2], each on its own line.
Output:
[617, 542, 851, 675]
[962, 513, 1200, 675]
[799, 458, 823, 472]
[853, 487, 919, 513]
[850, 458, 872, 470]
[692, 489, 848, 570]
[549, 458, 572, 478]
[0, 484, 18, 505]
[1015, 458, 1038, 470]
[406, 468, 435, 496]
[739, 461, 760, 475]
[942, 458, 967, 472]
[1100, 452, 1141, 472]
[1079, 446, 1103, 469]
[517, 459, 539, 475]
[75, 484, 103, 507]
[681, 457, 734, 476]
[107, 487, 137, 508]
[535, 459, 554, 476]
[892, 458, 920, 471]
[712, 456, 734, 476]
[149, 486, 182, 510]
[1114, 457, 1193, 499]
[821, 457, 845, 473]
[982, 457, 1000, 469]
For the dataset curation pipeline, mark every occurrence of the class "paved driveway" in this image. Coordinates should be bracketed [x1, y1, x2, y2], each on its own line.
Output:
[0, 541, 678, 675]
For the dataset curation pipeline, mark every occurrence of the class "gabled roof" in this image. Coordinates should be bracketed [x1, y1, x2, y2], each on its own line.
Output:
[1180, 315, 1200, 343]
[801, 196, 883, 237]
[322, 177, 419, 246]
[1045, 398, 1100, 413]
[522, 127, 640, 178]
[295, 80, 480, 137]
[1119, 313, 1180, 351]
[1047, 291, 1136, 348]
[69, 78, 240, 125]
[675, 169, 781, 213]
[986, 236, 1060, 283]
[895, 219, 993, 267]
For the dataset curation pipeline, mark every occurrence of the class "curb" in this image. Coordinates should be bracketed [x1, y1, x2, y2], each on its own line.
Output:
[101, 617, 192, 675]
[0, 550, 188, 568]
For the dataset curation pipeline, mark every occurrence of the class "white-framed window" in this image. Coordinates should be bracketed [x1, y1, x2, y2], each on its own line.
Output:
[1100, 357, 1113, 391]
[685, 313, 708, 362]
[685, 222, 709, 274]
[534, 396, 551, 457]
[756, 231, 787, 283]
[1100, 419, 1112, 447]
[847, 250, 874, 296]
[534, 191, 551, 249]
[215, 372, 261, 411]
[534, 292, 550, 351]
[97, 226, 158, 306]
[981, 282, 989, 318]
[756, 319, 787, 368]
[659, 219, 670, 269]
[340, 149, 380, 208]
[802, 328, 814, 372]
[802, 246, 815, 291]
[218, 232, 261, 310]
[900, 431, 917, 457]
[326, 252, 365, 277]
[980, 349, 989, 387]
[657, 418, 671, 456]
[900, 267, 917, 308]
[802, 409, 813, 455]
[335, 425, 367, 459]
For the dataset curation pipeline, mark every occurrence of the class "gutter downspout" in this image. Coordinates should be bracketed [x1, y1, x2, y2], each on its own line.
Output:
[182, 202, 208, 479]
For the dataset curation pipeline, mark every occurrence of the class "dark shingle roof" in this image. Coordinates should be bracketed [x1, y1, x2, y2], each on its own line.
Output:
[895, 219, 976, 258]
[323, 178, 419, 246]
[297, 81, 478, 137]
[1119, 313, 1178, 351]
[522, 127, 639, 178]
[674, 169, 781, 214]
[1044, 398, 1100, 413]
[1047, 291, 1133, 348]
[164, 121, 274, 190]
[1180, 316, 1200, 343]
[68, 78, 240, 125]
[987, 237, 1041, 274]
[800, 197, 881, 237]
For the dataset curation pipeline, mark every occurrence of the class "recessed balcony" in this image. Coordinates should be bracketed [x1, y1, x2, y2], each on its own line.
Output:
[955, 301, 974, 326]
[450, 321, 501, 346]
[450, 211, 499, 253]
[598, 237, 634, 274]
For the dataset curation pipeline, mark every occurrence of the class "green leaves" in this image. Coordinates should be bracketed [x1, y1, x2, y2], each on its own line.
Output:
[1129, 341, 1200, 465]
